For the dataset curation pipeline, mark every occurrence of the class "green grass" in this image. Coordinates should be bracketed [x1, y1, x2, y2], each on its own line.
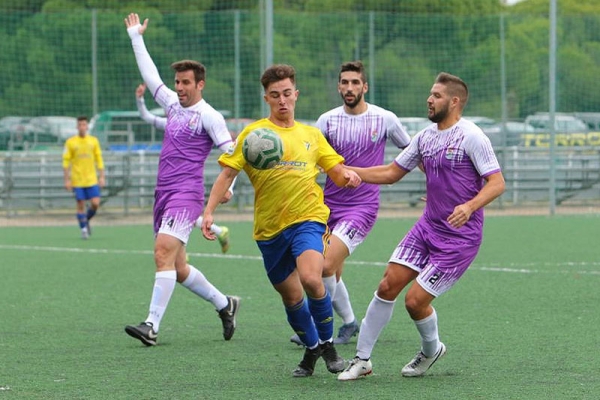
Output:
[1, 215, 599, 399]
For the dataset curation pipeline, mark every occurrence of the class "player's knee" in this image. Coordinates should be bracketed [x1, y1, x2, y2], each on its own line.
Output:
[322, 262, 337, 277]
[376, 278, 399, 301]
[154, 245, 171, 268]
[404, 296, 426, 319]
[302, 276, 326, 298]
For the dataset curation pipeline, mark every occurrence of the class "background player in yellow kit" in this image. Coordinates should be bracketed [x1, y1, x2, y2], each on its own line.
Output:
[62, 116, 105, 239]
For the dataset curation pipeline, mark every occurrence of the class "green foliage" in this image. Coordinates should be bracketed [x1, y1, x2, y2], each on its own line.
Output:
[41, 0, 82, 12]
[0, 3, 599, 123]
[558, 45, 600, 112]
[511, 0, 600, 15]
[0, 0, 45, 12]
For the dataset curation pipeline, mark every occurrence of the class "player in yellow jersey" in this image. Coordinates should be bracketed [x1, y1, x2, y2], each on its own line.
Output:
[62, 116, 105, 239]
[201, 64, 362, 378]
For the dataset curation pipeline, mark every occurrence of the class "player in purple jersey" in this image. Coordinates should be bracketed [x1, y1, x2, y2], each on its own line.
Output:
[289, 61, 411, 347]
[338, 72, 505, 380]
[123, 13, 240, 347]
[135, 83, 232, 254]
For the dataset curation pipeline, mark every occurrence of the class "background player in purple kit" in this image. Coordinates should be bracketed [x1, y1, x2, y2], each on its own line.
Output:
[338, 72, 505, 380]
[290, 61, 411, 346]
[123, 13, 240, 346]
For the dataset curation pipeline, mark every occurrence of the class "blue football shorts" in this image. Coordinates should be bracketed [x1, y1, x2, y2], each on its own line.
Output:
[73, 185, 101, 201]
[257, 221, 329, 285]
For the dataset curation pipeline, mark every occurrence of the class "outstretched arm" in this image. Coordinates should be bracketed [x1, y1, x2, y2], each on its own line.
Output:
[348, 161, 408, 185]
[202, 167, 240, 240]
[325, 163, 362, 188]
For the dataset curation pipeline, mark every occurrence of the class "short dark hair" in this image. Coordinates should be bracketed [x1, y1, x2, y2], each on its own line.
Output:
[435, 72, 469, 108]
[339, 61, 367, 83]
[171, 60, 206, 83]
[77, 116, 88, 122]
[260, 64, 296, 90]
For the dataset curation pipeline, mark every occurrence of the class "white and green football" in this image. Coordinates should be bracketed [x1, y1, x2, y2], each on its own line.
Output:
[242, 128, 284, 170]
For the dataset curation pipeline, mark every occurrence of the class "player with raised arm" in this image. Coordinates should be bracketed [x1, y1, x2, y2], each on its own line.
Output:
[338, 72, 505, 380]
[135, 83, 232, 253]
[123, 13, 240, 346]
[289, 61, 411, 347]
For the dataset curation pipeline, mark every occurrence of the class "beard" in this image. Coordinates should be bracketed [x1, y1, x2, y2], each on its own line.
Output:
[429, 105, 449, 123]
[342, 92, 363, 109]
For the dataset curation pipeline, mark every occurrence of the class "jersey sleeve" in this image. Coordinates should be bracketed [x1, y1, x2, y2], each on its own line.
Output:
[465, 132, 501, 177]
[93, 137, 105, 170]
[217, 130, 247, 171]
[394, 132, 422, 171]
[136, 97, 167, 130]
[202, 108, 234, 152]
[62, 139, 73, 169]
[385, 111, 412, 149]
[316, 131, 344, 171]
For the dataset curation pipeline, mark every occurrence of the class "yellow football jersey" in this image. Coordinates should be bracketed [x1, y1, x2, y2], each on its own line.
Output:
[219, 118, 344, 240]
[62, 134, 104, 188]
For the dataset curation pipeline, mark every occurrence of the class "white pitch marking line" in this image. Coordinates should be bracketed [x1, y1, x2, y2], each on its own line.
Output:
[1, 244, 599, 275]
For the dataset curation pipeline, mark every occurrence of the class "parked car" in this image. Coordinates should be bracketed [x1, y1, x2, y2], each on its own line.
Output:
[0, 116, 29, 132]
[0, 115, 52, 150]
[483, 121, 536, 147]
[90, 110, 164, 150]
[464, 116, 497, 130]
[30, 116, 78, 141]
[1, 116, 27, 150]
[524, 113, 588, 133]
[573, 112, 600, 131]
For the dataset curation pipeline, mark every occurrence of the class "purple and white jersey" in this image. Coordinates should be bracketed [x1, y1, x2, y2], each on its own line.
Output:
[153, 90, 232, 191]
[316, 104, 410, 215]
[395, 118, 501, 243]
[127, 29, 233, 192]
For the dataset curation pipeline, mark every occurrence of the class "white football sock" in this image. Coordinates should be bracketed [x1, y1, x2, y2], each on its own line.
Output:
[356, 292, 396, 360]
[322, 275, 337, 301]
[333, 279, 356, 324]
[145, 270, 177, 332]
[414, 307, 440, 357]
[210, 224, 223, 235]
[194, 216, 222, 235]
[181, 265, 228, 311]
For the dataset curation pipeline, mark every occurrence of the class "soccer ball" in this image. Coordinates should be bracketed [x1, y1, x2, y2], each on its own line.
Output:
[242, 128, 284, 170]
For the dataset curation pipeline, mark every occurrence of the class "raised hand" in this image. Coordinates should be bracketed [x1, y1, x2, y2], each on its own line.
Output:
[135, 83, 146, 98]
[124, 13, 148, 35]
